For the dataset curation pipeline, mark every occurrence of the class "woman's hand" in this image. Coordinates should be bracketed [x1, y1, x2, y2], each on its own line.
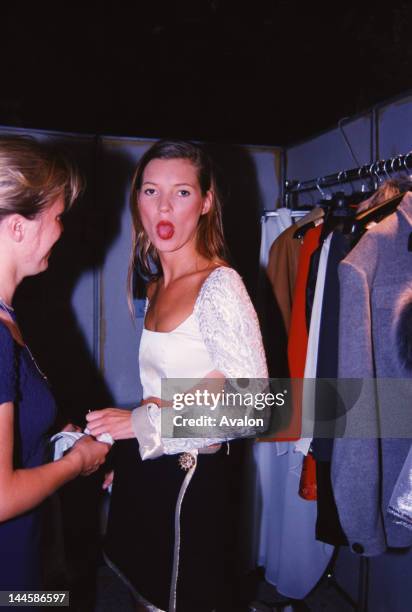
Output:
[86, 408, 134, 440]
[67, 436, 110, 477]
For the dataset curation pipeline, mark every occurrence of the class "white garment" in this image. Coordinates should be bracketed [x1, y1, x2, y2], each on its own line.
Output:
[132, 266, 268, 457]
[296, 233, 332, 455]
[258, 444, 332, 599]
[252, 217, 334, 599]
[259, 208, 293, 268]
[261, 229, 334, 591]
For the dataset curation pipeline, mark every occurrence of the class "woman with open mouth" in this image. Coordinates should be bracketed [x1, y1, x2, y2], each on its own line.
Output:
[87, 139, 268, 612]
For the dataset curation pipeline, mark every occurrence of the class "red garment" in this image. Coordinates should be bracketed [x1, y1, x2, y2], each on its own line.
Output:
[260, 224, 322, 442]
[299, 450, 317, 500]
[288, 225, 322, 377]
[278, 225, 322, 441]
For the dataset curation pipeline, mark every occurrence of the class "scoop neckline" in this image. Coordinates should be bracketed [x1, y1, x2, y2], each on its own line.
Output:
[143, 311, 195, 335]
[143, 265, 229, 335]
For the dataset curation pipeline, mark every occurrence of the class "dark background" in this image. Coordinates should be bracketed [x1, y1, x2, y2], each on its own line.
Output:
[2, 0, 412, 146]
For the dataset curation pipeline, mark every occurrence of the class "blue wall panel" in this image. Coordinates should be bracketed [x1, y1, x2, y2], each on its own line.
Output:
[286, 114, 373, 206]
[98, 137, 153, 406]
[248, 145, 282, 211]
[377, 95, 412, 159]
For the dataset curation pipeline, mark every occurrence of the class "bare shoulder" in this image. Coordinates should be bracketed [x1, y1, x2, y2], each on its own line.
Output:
[188, 261, 229, 293]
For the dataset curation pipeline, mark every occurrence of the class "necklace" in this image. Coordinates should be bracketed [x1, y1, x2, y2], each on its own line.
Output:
[0, 296, 14, 312]
[0, 298, 48, 382]
[24, 343, 48, 381]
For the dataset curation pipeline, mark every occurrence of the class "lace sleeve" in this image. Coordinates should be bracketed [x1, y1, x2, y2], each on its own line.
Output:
[193, 267, 268, 378]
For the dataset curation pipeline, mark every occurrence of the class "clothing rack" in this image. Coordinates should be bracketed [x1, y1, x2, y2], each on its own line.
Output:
[262, 209, 311, 218]
[285, 150, 412, 194]
[264, 199, 371, 610]
[284, 150, 412, 208]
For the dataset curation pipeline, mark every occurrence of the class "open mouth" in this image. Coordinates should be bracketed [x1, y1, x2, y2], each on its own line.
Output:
[156, 221, 175, 240]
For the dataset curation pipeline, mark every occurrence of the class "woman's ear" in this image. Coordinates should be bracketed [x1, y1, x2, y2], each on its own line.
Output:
[6, 215, 25, 243]
[201, 191, 213, 215]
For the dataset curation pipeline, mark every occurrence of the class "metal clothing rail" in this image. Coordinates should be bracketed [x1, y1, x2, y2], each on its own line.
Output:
[262, 209, 311, 218]
[285, 150, 412, 196]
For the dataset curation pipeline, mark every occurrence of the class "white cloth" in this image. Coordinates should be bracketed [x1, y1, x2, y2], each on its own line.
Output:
[296, 233, 332, 455]
[50, 430, 114, 461]
[254, 443, 333, 599]
[132, 266, 268, 457]
[259, 208, 293, 268]
[51, 432, 85, 460]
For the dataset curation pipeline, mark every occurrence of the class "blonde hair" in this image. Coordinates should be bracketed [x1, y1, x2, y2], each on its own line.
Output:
[0, 136, 83, 221]
[127, 139, 228, 309]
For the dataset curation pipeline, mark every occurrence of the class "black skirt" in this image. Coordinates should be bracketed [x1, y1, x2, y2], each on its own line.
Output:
[104, 439, 244, 612]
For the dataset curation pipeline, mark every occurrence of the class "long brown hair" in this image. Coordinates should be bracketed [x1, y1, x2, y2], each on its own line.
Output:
[127, 139, 227, 308]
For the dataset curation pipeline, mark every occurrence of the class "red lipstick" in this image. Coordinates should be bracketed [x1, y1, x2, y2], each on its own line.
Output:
[156, 221, 175, 240]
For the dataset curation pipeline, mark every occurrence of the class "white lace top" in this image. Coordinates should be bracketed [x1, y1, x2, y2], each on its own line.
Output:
[132, 266, 268, 457]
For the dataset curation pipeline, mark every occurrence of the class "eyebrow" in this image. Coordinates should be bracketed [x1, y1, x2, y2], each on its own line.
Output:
[142, 181, 196, 188]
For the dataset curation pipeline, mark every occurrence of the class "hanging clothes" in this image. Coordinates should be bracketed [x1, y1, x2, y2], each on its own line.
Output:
[288, 224, 323, 379]
[266, 204, 328, 338]
[266, 225, 302, 336]
[265, 202, 328, 340]
[249, 208, 294, 575]
[259, 209, 294, 269]
[311, 183, 412, 547]
[258, 209, 295, 378]
[312, 231, 354, 453]
[332, 191, 412, 557]
[299, 196, 358, 545]
[287, 224, 323, 448]
[312, 231, 353, 547]
[299, 233, 332, 455]
[254, 221, 334, 599]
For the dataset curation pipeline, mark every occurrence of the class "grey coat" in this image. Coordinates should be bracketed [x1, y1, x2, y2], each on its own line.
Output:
[332, 192, 412, 556]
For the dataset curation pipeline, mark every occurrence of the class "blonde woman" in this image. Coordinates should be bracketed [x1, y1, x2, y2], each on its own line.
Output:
[0, 136, 110, 591]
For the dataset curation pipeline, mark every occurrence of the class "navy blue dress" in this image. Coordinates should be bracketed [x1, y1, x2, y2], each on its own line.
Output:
[0, 318, 57, 590]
